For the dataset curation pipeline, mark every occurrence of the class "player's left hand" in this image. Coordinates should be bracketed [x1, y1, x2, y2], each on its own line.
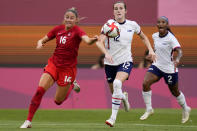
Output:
[173, 60, 179, 72]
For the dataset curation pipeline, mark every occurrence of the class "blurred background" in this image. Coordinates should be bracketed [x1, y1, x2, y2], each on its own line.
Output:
[0, 0, 197, 109]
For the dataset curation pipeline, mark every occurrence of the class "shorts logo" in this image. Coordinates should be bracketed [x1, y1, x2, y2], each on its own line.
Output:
[67, 32, 71, 36]
[107, 78, 112, 80]
[148, 68, 153, 70]
[58, 32, 64, 35]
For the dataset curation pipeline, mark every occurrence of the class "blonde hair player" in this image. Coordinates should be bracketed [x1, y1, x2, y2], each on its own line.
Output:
[20, 7, 98, 128]
[96, 1, 156, 127]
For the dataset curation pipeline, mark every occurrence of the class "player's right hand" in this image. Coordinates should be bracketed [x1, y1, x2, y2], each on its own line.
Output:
[36, 40, 43, 49]
[105, 53, 113, 64]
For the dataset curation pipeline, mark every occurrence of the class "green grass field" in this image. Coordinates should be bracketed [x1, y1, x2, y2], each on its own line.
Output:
[0, 109, 196, 131]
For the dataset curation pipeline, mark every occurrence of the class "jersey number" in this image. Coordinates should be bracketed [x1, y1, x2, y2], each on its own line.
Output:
[107, 35, 120, 49]
[60, 36, 67, 44]
[122, 62, 130, 70]
[114, 35, 120, 42]
[64, 76, 72, 83]
[168, 75, 172, 83]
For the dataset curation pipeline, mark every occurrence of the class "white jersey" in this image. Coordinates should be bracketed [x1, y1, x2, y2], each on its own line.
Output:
[152, 31, 181, 73]
[103, 19, 141, 65]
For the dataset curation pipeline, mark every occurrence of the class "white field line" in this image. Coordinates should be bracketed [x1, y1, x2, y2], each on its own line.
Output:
[133, 123, 197, 128]
[0, 122, 196, 128]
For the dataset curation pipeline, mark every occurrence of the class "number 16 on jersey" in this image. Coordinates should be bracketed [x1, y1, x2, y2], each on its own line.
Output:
[60, 36, 67, 44]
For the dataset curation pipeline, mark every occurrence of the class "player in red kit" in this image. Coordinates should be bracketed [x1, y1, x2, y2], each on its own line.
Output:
[20, 7, 98, 128]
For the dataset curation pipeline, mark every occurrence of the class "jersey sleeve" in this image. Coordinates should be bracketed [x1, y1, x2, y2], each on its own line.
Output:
[171, 35, 181, 49]
[47, 26, 59, 40]
[101, 25, 105, 34]
[152, 33, 157, 41]
[133, 21, 141, 35]
[76, 26, 86, 38]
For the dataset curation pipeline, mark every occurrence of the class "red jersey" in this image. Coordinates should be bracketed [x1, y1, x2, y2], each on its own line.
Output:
[47, 25, 86, 68]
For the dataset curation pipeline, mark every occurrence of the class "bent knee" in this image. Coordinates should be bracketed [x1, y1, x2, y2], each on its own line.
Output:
[142, 79, 152, 91]
[143, 79, 150, 87]
[54, 100, 63, 105]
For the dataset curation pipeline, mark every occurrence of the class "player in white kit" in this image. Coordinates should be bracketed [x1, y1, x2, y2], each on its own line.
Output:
[96, 1, 156, 127]
[140, 16, 191, 123]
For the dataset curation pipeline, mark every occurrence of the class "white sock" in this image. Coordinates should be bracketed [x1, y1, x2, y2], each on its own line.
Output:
[176, 92, 188, 110]
[142, 91, 152, 111]
[111, 97, 121, 120]
[110, 79, 123, 120]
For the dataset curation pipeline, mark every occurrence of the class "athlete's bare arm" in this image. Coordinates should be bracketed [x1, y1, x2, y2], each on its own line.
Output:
[138, 31, 156, 62]
[81, 35, 98, 45]
[173, 47, 182, 68]
[96, 34, 113, 63]
[36, 35, 51, 49]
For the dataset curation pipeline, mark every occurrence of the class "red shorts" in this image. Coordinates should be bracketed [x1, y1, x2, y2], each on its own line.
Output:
[44, 58, 77, 86]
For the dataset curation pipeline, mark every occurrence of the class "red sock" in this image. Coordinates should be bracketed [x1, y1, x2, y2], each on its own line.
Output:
[27, 86, 45, 121]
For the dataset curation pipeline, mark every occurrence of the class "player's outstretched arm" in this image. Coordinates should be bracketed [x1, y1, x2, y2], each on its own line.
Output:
[82, 35, 98, 45]
[36, 35, 50, 49]
[138, 31, 156, 62]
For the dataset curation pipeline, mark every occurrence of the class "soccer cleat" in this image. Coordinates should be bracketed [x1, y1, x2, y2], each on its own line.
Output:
[140, 109, 154, 120]
[73, 80, 80, 93]
[105, 118, 115, 127]
[122, 92, 130, 112]
[20, 120, 32, 128]
[182, 106, 191, 123]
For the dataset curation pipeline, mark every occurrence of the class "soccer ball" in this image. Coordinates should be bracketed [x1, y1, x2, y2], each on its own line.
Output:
[102, 19, 120, 38]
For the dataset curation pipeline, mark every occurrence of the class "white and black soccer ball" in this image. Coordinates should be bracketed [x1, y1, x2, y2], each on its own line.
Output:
[102, 19, 120, 38]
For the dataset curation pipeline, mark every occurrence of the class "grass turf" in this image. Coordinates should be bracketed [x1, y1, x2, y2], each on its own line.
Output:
[0, 109, 196, 131]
